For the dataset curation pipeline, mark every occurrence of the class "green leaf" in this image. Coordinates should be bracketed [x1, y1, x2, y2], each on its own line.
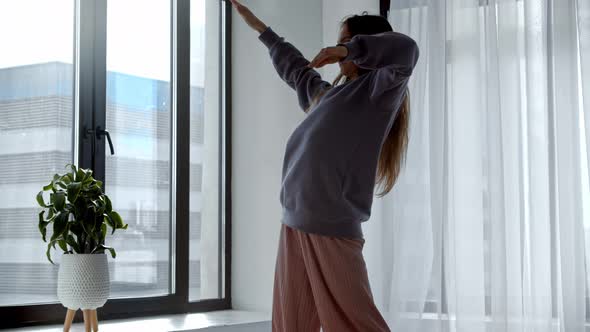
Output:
[53, 191, 66, 211]
[99, 245, 116, 259]
[95, 199, 105, 215]
[67, 165, 77, 181]
[66, 235, 80, 253]
[103, 214, 115, 234]
[90, 223, 100, 241]
[40, 226, 48, 243]
[69, 224, 83, 249]
[38, 211, 48, 242]
[51, 212, 68, 241]
[62, 173, 72, 184]
[90, 199, 100, 210]
[46, 241, 56, 264]
[81, 217, 96, 238]
[111, 211, 124, 228]
[47, 214, 57, 223]
[67, 182, 82, 203]
[104, 195, 112, 213]
[43, 182, 54, 191]
[79, 218, 88, 234]
[100, 223, 107, 242]
[36, 191, 47, 207]
[58, 238, 68, 252]
[76, 168, 89, 183]
[82, 175, 93, 186]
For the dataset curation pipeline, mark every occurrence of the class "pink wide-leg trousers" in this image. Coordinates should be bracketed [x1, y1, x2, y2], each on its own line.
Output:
[272, 224, 390, 332]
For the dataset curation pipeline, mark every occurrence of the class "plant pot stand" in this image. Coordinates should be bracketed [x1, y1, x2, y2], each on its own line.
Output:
[63, 308, 99, 332]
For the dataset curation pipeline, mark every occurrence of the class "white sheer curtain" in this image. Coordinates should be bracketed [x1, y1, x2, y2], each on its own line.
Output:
[362, 0, 590, 331]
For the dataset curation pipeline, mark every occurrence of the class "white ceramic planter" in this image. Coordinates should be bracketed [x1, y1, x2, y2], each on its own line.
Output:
[57, 254, 110, 310]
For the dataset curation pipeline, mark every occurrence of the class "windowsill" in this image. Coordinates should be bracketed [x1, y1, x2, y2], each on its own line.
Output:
[5, 310, 271, 332]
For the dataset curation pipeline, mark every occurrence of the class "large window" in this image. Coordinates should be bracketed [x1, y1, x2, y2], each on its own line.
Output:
[105, 0, 172, 299]
[0, 0, 75, 307]
[1, 0, 230, 327]
[189, 0, 223, 301]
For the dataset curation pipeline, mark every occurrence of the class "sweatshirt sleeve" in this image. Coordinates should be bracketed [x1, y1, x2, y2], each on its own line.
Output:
[259, 27, 331, 112]
[341, 31, 419, 100]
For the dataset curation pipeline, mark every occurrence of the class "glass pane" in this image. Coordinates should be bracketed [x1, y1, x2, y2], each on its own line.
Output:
[105, 0, 171, 298]
[0, 0, 75, 306]
[189, 0, 222, 301]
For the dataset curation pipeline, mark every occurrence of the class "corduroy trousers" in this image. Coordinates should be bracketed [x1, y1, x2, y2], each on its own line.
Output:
[272, 224, 390, 332]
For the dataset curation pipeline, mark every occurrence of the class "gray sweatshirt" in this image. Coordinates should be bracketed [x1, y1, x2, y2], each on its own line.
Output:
[259, 27, 419, 239]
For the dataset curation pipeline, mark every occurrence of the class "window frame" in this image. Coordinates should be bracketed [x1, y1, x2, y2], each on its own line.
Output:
[2, 0, 232, 328]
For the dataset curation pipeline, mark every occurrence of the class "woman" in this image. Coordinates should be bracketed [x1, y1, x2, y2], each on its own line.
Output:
[230, 1, 419, 331]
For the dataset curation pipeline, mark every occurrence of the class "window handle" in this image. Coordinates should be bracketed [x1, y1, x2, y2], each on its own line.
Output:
[96, 127, 115, 155]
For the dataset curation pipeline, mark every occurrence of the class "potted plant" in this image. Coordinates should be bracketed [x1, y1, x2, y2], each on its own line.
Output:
[37, 164, 127, 332]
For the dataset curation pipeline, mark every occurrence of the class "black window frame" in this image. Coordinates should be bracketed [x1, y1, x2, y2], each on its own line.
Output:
[380, 0, 391, 17]
[2, 0, 232, 328]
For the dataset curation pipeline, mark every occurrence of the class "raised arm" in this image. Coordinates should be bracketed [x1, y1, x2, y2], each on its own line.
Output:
[230, 0, 330, 111]
[342, 31, 419, 73]
[342, 31, 419, 99]
[308, 31, 419, 100]
[259, 28, 331, 111]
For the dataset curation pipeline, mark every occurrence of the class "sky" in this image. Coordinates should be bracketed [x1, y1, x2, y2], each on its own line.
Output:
[0, 0, 207, 83]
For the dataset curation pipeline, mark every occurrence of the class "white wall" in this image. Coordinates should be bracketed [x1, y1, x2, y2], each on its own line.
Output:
[231, 0, 323, 312]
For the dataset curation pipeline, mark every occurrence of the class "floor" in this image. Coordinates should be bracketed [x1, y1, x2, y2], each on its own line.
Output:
[5, 310, 271, 332]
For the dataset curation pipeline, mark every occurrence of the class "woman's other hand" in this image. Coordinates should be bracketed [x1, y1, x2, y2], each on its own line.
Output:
[307, 46, 349, 69]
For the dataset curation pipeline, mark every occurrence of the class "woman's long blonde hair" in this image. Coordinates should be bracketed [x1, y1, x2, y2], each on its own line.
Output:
[376, 90, 409, 196]
[309, 14, 410, 196]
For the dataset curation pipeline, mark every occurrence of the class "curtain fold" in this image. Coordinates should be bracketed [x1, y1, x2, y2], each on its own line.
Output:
[363, 0, 590, 331]
[577, 1, 590, 330]
[551, 1, 586, 330]
[578, 0, 590, 173]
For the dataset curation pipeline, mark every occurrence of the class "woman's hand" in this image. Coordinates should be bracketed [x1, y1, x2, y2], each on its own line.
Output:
[230, 0, 267, 34]
[307, 46, 349, 69]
